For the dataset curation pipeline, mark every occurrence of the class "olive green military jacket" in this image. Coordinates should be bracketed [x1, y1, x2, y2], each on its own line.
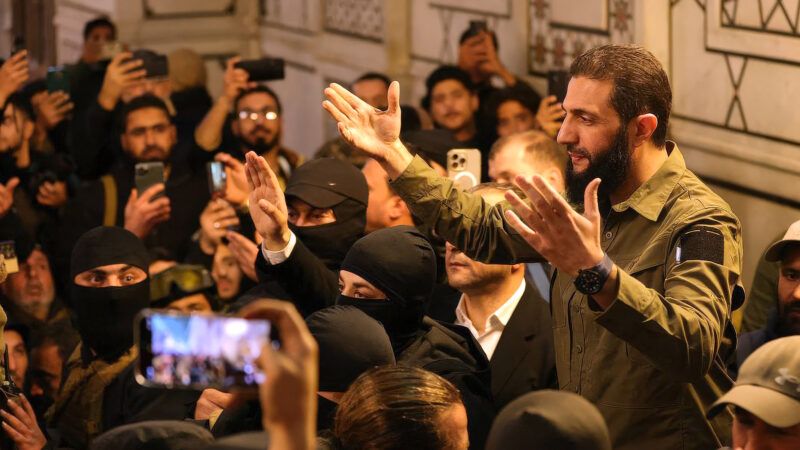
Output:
[391, 143, 742, 450]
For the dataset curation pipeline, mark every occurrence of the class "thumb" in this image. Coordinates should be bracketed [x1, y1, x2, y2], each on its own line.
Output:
[127, 188, 138, 205]
[387, 81, 401, 116]
[5, 177, 19, 194]
[583, 178, 601, 223]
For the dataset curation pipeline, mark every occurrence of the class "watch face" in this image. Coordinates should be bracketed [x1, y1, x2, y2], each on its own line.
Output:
[576, 269, 602, 294]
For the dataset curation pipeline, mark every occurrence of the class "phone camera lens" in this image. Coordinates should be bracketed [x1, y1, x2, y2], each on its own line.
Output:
[459, 158, 466, 164]
[451, 154, 458, 160]
[451, 162, 458, 169]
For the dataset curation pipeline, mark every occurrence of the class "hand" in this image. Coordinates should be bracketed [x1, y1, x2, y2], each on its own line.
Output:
[0, 51, 29, 99]
[1, 394, 47, 450]
[215, 153, 248, 206]
[239, 300, 317, 450]
[123, 184, 171, 239]
[225, 231, 259, 282]
[0, 178, 19, 218]
[478, 32, 513, 83]
[98, 52, 145, 111]
[322, 82, 412, 179]
[536, 95, 565, 138]
[34, 91, 74, 130]
[199, 198, 240, 254]
[222, 57, 255, 103]
[504, 174, 604, 278]
[244, 152, 290, 251]
[35, 181, 68, 208]
[194, 388, 234, 421]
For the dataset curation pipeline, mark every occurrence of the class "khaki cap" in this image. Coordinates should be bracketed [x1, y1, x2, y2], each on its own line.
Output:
[765, 220, 800, 262]
[708, 336, 800, 428]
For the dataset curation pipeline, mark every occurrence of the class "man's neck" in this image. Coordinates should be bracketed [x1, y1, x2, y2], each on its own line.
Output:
[610, 141, 669, 205]
[462, 274, 523, 334]
[453, 121, 477, 143]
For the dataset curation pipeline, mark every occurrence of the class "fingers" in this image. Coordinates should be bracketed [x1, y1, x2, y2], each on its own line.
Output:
[329, 83, 369, 111]
[531, 175, 571, 217]
[323, 86, 359, 122]
[139, 183, 166, 202]
[0, 406, 26, 432]
[504, 209, 543, 250]
[19, 394, 36, 422]
[386, 81, 400, 116]
[5, 177, 20, 193]
[321, 100, 350, 124]
[225, 56, 241, 72]
[1, 420, 24, 442]
[258, 199, 283, 223]
[240, 300, 315, 356]
[254, 153, 281, 197]
[505, 188, 547, 233]
[245, 152, 261, 190]
[512, 176, 552, 231]
[215, 152, 244, 172]
[583, 178, 602, 222]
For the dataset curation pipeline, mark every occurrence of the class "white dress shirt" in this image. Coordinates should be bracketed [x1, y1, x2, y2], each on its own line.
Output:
[261, 231, 297, 264]
[454, 278, 526, 360]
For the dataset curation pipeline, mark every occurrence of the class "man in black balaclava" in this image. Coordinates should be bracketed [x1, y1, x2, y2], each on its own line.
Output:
[242, 153, 368, 315]
[47, 226, 199, 449]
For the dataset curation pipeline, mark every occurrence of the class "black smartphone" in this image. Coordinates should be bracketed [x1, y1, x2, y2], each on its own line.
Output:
[468, 20, 488, 37]
[46, 66, 70, 93]
[234, 58, 285, 82]
[135, 162, 165, 201]
[135, 309, 274, 389]
[132, 50, 169, 79]
[547, 70, 570, 103]
[206, 161, 227, 197]
[11, 36, 24, 55]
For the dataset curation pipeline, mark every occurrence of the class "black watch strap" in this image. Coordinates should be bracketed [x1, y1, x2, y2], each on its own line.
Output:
[574, 253, 613, 295]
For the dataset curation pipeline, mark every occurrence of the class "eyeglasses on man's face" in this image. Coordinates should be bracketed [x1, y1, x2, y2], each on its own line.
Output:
[237, 110, 279, 122]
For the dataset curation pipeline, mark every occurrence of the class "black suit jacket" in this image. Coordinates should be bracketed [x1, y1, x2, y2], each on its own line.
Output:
[488, 282, 557, 409]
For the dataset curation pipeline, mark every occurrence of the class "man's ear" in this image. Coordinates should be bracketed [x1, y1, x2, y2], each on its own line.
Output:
[470, 93, 479, 113]
[633, 113, 658, 147]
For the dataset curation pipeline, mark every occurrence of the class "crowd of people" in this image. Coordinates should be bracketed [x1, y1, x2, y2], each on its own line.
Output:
[0, 15, 798, 450]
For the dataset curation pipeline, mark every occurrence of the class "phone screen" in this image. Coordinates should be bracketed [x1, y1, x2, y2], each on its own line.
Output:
[206, 161, 227, 196]
[136, 310, 272, 389]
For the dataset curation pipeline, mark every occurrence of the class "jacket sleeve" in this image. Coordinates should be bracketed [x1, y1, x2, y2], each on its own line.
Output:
[255, 239, 339, 317]
[389, 156, 543, 264]
[595, 207, 743, 382]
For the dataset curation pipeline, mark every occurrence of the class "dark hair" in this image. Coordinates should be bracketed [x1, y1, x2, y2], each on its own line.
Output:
[488, 87, 540, 122]
[334, 366, 465, 450]
[120, 94, 172, 130]
[234, 85, 282, 115]
[570, 44, 671, 147]
[422, 65, 475, 111]
[354, 72, 391, 89]
[83, 17, 117, 41]
[3, 92, 35, 122]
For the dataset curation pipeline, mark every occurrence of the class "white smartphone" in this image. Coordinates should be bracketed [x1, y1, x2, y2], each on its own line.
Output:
[447, 148, 482, 190]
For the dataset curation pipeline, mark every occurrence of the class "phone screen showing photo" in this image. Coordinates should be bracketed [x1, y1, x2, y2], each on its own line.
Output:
[137, 311, 272, 389]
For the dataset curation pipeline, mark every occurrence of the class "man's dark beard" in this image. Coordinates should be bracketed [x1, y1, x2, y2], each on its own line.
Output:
[239, 126, 280, 155]
[565, 125, 631, 205]
[778, 301, 800, 336]
[139, 145, 169, 162]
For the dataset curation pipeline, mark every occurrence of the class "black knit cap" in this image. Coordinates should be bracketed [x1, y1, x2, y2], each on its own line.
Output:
[285, 158, 368, 209]
[70, 226, 149, 279]
[339, 225, 436, 307]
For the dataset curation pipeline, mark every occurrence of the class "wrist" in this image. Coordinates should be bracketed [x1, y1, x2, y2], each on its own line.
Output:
[218, 95, 234, 112]
[264, 228, 291, 252]
[381, 140, 414, 180]
[97, 89, 119, 111]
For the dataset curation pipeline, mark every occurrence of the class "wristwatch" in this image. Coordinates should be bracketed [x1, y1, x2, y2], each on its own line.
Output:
[574, 253, 614, 295]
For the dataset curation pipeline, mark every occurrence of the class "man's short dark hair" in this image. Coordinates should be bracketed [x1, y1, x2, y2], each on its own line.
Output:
[421, 65, 475, 111]
[4, 93, 35, 122]
[83, 17, 117, 41]
[234, 85, 283, 115]
[354, 72, 391, 89]
[570, 44, 671, 147]
[120, 94, 172, 130]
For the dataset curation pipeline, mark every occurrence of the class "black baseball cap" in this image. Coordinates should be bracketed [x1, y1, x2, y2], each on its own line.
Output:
[285, 158, 368, 209]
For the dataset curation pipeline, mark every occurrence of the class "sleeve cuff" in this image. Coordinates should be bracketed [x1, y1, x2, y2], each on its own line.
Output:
[261, 231, 296, 265]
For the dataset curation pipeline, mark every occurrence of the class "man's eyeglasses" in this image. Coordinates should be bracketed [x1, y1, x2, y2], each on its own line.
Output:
[237, 110, 279, 122]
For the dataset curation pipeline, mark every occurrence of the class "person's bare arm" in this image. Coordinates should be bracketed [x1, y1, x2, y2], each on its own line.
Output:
[195, 57, 254, 151]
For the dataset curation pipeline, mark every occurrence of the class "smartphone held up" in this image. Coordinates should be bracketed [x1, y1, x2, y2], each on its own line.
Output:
[135, 309, 276, 390]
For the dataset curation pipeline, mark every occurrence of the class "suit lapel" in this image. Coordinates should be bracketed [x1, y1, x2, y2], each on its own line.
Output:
[490, 286, 542, 397]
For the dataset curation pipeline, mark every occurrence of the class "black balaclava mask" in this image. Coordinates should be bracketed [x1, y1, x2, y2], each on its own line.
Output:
[285, 158, 368, 271]
[70, 226, 151, 362]
[289, 198, 366, 270]
[335, 226, 437, 352]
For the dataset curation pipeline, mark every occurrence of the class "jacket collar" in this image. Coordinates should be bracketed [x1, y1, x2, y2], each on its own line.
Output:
[611, 141, 686, 222]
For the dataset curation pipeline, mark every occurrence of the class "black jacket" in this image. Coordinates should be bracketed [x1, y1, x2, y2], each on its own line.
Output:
[488, 282, 557, 409]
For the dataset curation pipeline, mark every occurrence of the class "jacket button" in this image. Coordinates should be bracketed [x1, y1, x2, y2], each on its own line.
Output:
[605, 231, 613, 239]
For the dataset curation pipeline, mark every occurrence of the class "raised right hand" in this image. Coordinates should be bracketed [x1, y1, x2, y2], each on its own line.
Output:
[322, 82, 413, 179]
[222, 57, 255, 103]
[244, 152, 290, 251]
[98, 52, 145, 110]
[536, 95, 565, 138]
[123, 183, 171, 239]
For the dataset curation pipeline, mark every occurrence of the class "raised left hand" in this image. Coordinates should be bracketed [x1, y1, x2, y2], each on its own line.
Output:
[1, 394, 47, 450]
[504, 174, 604, 277]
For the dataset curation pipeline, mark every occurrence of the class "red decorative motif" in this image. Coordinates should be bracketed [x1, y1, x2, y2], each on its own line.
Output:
[612, 0, 632, 34]
[553, 36, 566, 67]
[532, 0, 549, 19]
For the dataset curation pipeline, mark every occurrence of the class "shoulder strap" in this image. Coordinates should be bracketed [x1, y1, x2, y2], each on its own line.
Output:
[100, 175, 117, 227]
